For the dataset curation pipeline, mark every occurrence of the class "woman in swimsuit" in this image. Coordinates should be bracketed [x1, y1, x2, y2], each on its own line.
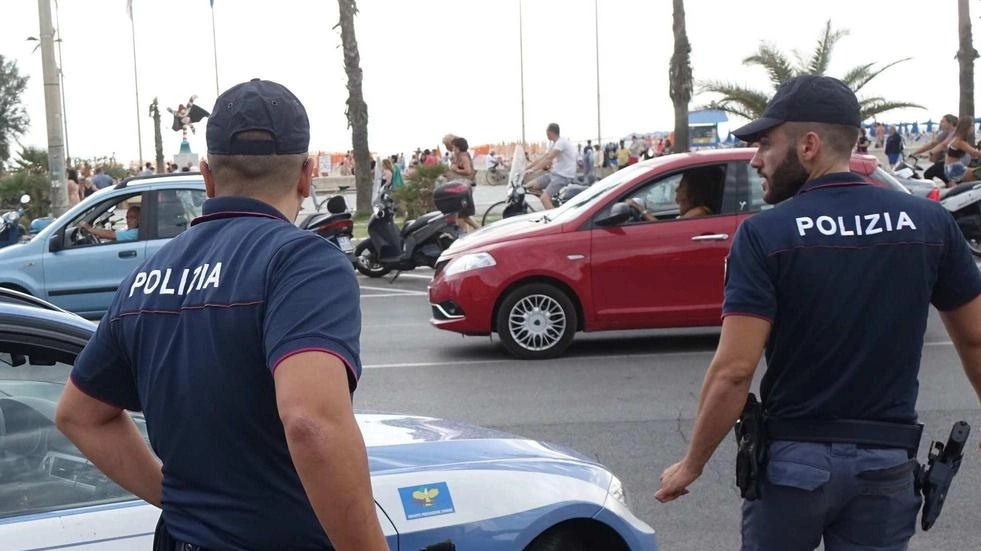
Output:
[944, 118, 981, 184]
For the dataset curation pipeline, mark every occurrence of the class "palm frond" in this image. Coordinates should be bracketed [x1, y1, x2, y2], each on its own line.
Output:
[859, 99, 926, 121]
[693, 101, 758, 122]
[742, 43, 795, 86]
[791, 49, 808, 74]
[857, 96, 885, 108]
[806, 20, 848, 75]
[696, 81, 770, 119]
[849, 58, 913, 92]
[839, 63, 876, 89]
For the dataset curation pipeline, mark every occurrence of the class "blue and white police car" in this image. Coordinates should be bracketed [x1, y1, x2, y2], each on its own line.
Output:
[0, 291, 657, 551]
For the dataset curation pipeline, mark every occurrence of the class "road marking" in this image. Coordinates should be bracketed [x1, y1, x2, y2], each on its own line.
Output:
[390, 273, 433, 281]
[360, 285, 427, 296]
[362, 293, 427, 298]
[363, 340, 957, 369]
[362, 349, 716, 369]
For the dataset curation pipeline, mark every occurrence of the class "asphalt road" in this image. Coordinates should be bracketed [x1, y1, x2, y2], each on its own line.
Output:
[352, 267, 981, 551]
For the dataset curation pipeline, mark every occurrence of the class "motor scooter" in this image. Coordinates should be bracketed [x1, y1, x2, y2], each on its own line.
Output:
[298, 194, 355, 258]
[939, 180, 981, 257]
[0, 195, 30, 249]
[353, 181, 463, 278]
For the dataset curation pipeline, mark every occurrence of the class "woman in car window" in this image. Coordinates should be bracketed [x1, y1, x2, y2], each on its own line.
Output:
[629, 173, 714, 222]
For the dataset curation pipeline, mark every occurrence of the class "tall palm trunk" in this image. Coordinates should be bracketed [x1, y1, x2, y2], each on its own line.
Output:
[669, 0, 692, 153]
[336, 0, 371, 214]
[149, 98, 164, 173]
[958, 0, 978, 143]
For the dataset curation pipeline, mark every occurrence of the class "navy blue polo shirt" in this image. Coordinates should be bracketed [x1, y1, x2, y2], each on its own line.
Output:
[724, 172, 981, 423]
[70, 196, 361, 550]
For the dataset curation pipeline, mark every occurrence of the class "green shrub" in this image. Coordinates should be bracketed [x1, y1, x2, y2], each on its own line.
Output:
[0, 170, 51, 228]
[395, 164, 446, 219]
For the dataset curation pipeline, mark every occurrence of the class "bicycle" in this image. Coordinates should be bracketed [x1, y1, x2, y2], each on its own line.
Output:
[481, 169, 537, 226]
[481, 169, 593, 225]
[484, 162, 510, 186]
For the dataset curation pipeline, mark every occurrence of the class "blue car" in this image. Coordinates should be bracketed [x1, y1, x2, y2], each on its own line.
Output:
[0, 174, 207, 318]
[0, 292, 658, 551]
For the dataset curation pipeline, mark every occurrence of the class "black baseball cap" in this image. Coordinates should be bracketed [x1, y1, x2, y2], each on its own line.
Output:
[206, 78, 309, 155]
[733, 75, 861, 142]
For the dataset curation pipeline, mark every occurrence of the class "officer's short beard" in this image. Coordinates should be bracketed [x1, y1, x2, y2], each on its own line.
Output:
[763, 146, 810, 204]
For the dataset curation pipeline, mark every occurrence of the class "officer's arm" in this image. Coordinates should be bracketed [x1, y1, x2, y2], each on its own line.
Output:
[55, 381, 163, 507]
[940, 295, 981, 413]
[274, 351, 389, 551]
[684, 315, 770, 471]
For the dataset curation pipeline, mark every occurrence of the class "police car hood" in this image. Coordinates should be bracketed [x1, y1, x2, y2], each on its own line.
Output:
[357, 413, 602, 475]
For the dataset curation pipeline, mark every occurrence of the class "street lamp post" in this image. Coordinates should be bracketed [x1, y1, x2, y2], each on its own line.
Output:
[53, 0, 69, 164]
[36, 0, 68, 216]
[129, 8, 144, 166]
[594, 0, 601, 148]
[518, 0, 526, 147]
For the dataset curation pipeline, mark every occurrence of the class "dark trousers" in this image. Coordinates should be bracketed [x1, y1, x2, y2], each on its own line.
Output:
[154, 516, 213, 551]
[741, 441, 920, 551]
[924, 160, 947, 183]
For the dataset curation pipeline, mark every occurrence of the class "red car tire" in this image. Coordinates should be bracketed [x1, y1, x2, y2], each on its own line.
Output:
[496, 283, 577, 359]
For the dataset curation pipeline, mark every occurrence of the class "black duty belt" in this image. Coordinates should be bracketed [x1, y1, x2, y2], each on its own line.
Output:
[767, 418, 923, 451]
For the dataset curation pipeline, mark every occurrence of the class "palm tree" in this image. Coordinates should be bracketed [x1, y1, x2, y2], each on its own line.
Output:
[957, 0, 977, 143]
[336, 0, 372, 215]
[669, 0, 692, 153]
[699, 20, 922, 122]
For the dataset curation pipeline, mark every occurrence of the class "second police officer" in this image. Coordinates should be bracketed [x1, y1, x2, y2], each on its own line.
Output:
[655, 75, 981, 550]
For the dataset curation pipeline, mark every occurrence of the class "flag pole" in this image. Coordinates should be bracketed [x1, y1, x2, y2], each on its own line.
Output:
[518, 0, 526, 148]
[210, 1, 219, 95]
[129, 5, 144, 165]
[594, 0, 601, 148]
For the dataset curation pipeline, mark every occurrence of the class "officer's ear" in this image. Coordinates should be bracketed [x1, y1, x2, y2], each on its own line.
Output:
[798, 131, 822, 163]
[297, 157, 312, 199]
[200, 160, 216, 198]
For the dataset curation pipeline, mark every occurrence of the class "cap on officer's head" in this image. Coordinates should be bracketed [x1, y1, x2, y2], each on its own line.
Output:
[732, 75, 861, 143]
[206, 78, 310, 155]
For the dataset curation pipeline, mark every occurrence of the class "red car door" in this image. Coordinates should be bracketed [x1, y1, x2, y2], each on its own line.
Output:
[588, 164, 738, 330]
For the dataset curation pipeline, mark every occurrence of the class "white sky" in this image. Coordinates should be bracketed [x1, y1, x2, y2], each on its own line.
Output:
[0, 0, 968, 164]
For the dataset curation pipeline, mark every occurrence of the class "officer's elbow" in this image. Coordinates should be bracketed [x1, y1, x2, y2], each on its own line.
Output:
[709, 359, 756, 388]
[281, 411, 334, 449]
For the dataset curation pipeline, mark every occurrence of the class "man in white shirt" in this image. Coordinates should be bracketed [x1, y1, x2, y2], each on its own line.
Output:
[526, 123, 577, 209]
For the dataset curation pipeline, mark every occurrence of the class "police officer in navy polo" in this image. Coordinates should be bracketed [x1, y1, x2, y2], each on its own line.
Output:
[655, 75, 981, 550]
[56, 79, 390, 551]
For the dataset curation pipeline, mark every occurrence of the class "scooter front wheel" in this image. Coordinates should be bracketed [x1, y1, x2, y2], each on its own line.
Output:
[354, 239, 391, 278]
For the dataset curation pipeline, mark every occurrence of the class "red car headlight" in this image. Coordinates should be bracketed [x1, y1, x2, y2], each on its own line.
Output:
[443, 252, 497, 277]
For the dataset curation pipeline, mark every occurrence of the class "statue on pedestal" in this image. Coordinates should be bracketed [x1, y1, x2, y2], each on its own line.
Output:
[167, 95, 210, 170]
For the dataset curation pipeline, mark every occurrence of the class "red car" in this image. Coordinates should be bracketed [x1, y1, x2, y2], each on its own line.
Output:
[428, 149, 910, 359]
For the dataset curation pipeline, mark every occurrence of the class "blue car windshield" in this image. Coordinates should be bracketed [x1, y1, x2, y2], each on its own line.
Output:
[546, 163, 651, 223]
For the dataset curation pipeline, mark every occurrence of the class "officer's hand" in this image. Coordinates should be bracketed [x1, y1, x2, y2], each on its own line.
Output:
[655, 460, 701, 503]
